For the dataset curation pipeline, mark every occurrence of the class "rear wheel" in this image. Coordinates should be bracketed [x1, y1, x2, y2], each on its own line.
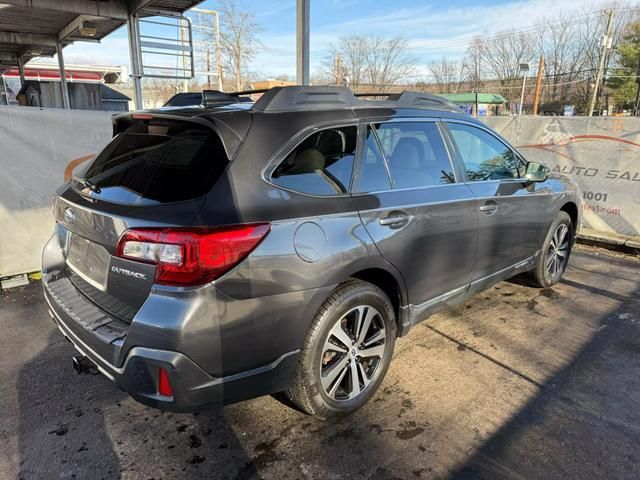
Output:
[286, 280, 396, 418]
[531, 211, 573, 287]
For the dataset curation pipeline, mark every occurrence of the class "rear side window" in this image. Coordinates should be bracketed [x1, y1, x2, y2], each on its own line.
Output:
[370, 122, 455, 189]
[447, 123, 522, 181]
[82, 120, 228, 203]
[271, 126, 357, 195]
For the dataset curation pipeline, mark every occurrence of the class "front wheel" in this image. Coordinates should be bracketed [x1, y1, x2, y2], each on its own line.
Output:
[285, 280, 396, 419]
[531, 211, 573, 287]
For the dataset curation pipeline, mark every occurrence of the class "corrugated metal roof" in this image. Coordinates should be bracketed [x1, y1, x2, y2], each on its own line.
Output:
[0, 1, 203, 70]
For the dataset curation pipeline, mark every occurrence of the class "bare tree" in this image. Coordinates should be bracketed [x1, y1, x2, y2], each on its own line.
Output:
[479, 30, 537, 103]
[453, 5, 639, 113]
[428, 56, 463, 93]
[322, 35, 368, 89]
[323, 35, 415, 91]
[217, 0, 262, 91]
[461, 36, 485, 92]
[363, 36, 415, 91]
[143, 78, 182, 107]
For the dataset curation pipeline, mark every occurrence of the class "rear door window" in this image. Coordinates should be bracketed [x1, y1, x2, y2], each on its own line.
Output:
[355, 126, 392, 192]
[271, 126, 357, 195]
[80, 121, 229, 203]
[359, 122, 455, 191]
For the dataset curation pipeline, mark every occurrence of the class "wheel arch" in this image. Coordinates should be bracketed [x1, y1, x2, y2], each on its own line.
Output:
[560, 201, 579, 236]
[348, 266, 410, 337]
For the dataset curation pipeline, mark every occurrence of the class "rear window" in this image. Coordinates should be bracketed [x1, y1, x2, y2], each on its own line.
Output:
[80, 120, 228, 203]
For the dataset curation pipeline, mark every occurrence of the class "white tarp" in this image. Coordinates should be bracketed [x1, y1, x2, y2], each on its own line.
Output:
[483, 116, 640, 237]
[0, 106, 112, 277]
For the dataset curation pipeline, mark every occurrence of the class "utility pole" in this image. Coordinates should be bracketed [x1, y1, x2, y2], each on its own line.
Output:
[634, 55, 640, 116]
[518, 62, 530, 116]
[532, 55, 544, 115]
[214, 11, 222, 91]
[588, 9, 614, 117]
[334, 55, 343, 86]
[206, 46, 211, 89]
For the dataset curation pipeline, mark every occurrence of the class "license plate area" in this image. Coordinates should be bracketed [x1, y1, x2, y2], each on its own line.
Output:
[66, 233, 110, 291]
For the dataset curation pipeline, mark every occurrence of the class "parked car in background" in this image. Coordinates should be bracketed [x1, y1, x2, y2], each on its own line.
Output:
[42, 86, 580, 418]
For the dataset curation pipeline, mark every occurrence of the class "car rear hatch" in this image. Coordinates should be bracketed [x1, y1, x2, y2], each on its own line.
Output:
[52, 110, 248, 323]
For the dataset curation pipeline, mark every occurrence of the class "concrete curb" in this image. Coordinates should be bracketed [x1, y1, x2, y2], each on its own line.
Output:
[577, 228, 640, 255]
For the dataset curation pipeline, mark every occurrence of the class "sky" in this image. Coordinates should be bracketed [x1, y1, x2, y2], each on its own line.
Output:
[46, 0, 636, 81]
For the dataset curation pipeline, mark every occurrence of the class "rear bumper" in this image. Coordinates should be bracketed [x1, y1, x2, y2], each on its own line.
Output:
[41, 227, 335, 410]
[44, 280, 299, 411]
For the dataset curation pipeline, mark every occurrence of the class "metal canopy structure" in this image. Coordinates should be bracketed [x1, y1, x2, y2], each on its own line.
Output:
[0, 0, 203, 108]
[0, 0, 313, 110]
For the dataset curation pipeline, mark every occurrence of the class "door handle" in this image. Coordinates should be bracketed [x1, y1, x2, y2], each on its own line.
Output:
[379, 212, 410, 228]
[479, 202, 498, 215]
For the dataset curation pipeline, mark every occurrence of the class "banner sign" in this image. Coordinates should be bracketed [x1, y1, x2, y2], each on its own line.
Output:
[483, 116, 640, 237]
[0, 106, 112, 277]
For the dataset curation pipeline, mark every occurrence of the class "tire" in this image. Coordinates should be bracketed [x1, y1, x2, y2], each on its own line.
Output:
[285, 280, 397, 419]
[531, 211, 573, 288]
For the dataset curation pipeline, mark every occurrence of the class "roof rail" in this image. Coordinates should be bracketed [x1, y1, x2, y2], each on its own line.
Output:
[393, 91, 458, 110]
[252, 86, 358, 112]
[246, 86, 462, 114]
[202, 90, 239, 107]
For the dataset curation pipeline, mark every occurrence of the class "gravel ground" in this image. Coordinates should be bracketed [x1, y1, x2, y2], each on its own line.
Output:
[0, 245, 638, 480]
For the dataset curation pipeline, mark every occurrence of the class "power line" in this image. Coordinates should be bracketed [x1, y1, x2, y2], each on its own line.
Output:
[415, 13, 600, 50]
[410, 6, 639, 51]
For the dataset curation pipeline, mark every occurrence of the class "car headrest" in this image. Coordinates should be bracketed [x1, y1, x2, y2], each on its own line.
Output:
[390, 137, 424, 170]
[289, 148, 325, 174]
[315, 130, 345, 158]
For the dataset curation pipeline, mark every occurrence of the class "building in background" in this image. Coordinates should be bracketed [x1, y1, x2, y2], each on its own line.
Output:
[440, 92, 508, 116]
[1, 64, 129, 111]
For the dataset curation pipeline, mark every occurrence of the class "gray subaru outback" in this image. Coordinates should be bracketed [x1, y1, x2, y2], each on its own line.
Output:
[42, 86, 580, 418]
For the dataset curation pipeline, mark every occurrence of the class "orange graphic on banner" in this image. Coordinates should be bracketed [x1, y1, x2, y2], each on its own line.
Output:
[63, 154, 95, 182]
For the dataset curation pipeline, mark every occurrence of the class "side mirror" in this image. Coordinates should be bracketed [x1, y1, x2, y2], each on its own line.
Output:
[524, 162, 549, 183]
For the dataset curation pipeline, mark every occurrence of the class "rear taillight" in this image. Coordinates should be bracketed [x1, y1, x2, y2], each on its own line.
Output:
[115, 223, 270, 286]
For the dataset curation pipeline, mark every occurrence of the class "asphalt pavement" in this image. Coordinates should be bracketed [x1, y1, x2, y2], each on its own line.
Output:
[1, 245, 638, 480]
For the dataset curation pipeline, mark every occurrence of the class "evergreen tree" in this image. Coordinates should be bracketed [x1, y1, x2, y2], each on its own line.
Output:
[607, 21, 640, 110]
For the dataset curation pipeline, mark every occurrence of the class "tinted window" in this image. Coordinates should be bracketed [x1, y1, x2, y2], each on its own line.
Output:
[374, 122, 455, 189]
[271, 126, 356, 195]
[82, 122, 228, 203]
[356, 126, 392, 192]
[447, 123, 522, 181]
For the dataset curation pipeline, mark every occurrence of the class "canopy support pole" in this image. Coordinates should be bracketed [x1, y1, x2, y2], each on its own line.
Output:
[56, 41, 70, 109]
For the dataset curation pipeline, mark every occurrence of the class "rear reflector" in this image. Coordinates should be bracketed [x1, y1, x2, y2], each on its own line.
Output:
[158, 368, 173, 397]
[115, 223, 270, 286]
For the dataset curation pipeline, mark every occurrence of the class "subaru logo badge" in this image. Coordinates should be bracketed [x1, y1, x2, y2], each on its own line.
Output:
[64, 208, 75, 224]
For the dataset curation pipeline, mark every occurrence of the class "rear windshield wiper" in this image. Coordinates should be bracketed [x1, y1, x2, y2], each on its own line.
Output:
[71, 175, 101, 194]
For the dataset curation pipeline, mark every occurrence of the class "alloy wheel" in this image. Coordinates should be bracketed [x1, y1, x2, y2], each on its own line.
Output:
[545, 223, 570, 280]
[320, 305, 387, 401]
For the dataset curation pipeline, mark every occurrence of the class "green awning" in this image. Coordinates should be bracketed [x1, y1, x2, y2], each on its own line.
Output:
[440, 93, 507, 104]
